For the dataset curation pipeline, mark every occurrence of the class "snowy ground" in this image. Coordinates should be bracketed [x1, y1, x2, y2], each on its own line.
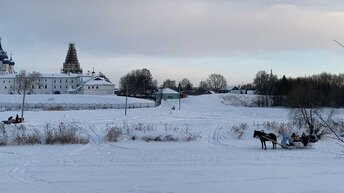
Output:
[1, 94, 344, 193]
[0, 94, 154, 104]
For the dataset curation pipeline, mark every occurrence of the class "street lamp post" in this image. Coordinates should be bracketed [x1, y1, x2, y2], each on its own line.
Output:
[125, 86, 128, 116]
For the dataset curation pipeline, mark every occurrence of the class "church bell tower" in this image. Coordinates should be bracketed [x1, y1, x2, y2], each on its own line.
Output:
[62, 43, 82, 74]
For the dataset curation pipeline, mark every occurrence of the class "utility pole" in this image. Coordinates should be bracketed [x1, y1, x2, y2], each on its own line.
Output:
[178, 83, 181, 110]
[125, 86, 128, 116]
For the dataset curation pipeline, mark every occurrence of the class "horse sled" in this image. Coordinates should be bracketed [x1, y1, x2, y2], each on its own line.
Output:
[253, 130, 317, 150]
[2, 115, 24, 124]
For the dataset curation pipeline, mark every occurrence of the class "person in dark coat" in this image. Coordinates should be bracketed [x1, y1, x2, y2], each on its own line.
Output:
[15, 114, 19, 123]
[8, 116, 13, 122]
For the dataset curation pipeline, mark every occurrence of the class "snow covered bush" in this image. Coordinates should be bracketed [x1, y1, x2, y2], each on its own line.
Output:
[262, 121, 293, 137]
[12, 125, 41, 145]
[44, 123, 89, 144]
[0, 124, 7, 146]
[106, 122, 200, 142]
[221, 94, 257, 107]
[230, 123, 248, 139]
[106, 126, 123, 142]
[141, 133, 199, 142]
[0, 124, 42, 146]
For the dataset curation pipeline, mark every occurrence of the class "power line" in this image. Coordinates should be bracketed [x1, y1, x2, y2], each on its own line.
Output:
[333, 39, 344, 49]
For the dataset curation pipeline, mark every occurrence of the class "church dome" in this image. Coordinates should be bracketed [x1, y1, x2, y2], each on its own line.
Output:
[0, 50, 8, 61]
[0, 38, 8, 61]
[2, 58, 10, 64]
[9, 57, 15, 65]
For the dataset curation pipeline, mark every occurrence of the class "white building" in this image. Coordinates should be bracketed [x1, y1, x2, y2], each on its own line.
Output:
[82, 77, 115, 95]
[0, 39, 115, 95]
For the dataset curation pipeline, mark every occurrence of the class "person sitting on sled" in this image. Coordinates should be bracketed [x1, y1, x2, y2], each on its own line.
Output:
[289, 133, 300, 146]
[301, 132, 309, 146]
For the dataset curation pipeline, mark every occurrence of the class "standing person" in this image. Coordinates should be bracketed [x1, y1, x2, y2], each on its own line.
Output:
[15, 114, 19, 123]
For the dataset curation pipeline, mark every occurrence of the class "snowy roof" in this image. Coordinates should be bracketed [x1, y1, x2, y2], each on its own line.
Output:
[0, 73, 93, 78]
[83, 77, 114, 86]
[161, 88, 179, 94]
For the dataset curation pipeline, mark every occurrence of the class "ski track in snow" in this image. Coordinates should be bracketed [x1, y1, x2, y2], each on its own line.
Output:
[2, 94, 344, 193]
[208, 124, 235, 148]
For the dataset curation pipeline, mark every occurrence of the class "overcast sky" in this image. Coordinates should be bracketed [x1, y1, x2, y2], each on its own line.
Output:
[1, 0, 344, 86]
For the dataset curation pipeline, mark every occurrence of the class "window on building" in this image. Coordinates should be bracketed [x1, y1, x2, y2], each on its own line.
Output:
[4, 86, 6, 89]
[45, 85, 47, 89]
[32, 85, 35, 89]
[71, 80, 73, 83]
[54, 80, 56, 83]
[60, 86, 62, 89]
[96, 86, 99, 89]
[66, 80, 68, 83]
[54, 86, 56, 89]
[66, 86, 68, 89]
[88, 86, 90, 89]
[60, 80, 62, 83]
[45, 79, 47, 82]
[8, 80, 10, 83]
[92, 86, 94, 89]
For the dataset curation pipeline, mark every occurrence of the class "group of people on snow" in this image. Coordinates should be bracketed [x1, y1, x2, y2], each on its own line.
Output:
[4, 114, 21, 124]
[281, 132, 317, 147]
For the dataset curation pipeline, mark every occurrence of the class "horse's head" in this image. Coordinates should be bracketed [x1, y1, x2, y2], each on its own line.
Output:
[253, 130, 258, 138]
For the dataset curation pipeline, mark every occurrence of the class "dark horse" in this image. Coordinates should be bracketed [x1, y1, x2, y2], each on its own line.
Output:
[253, 130, 277, 150]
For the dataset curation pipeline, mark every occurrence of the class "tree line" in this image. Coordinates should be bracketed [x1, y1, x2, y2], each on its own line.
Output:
[117, 68, 228, 97]
[117, 68, 344, 108]
[254, 70, 344, 108]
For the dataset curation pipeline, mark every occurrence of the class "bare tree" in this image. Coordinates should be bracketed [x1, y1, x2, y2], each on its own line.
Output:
[288, 83, 330, 138]
[197, 81, 209, 94]
[206, 74, 227, 92]
[119, 68, 157, 96]
[162, 79, 177, 90]
[178, 78, 193, 92]
[313, 110, 344, 144]
[15, 71, 41, 121]
[290, 107, 333, 138]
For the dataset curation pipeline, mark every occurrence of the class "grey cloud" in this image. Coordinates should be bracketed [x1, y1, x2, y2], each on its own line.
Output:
[1, 0, 344, 57]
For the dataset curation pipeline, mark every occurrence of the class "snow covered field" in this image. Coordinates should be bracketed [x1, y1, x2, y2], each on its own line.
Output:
[1, 94, 344, 193]
[0, 94, 154, 104]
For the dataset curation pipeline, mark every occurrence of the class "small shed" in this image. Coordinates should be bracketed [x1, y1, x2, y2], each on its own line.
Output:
[156, 88, 180, 100]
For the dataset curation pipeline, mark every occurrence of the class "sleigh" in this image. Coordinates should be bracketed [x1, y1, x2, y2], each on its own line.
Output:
[279, 135, 317, 150]
[259, 133, 317, 150]
[2, 117, 24, 124]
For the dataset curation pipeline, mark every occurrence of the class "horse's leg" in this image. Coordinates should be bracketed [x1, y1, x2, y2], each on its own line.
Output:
[264, 141, 267, 150]
[260, 140, 263, 149]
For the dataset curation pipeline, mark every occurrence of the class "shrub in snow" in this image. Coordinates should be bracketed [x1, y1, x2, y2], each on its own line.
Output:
[44, 123, 89, 144]
[0, 124, 7, 146]
[261, 121, 293, 137]
[230, 123, 248, 139]
[131, 123, 154, 132]
[106, 122, 200, 143]
[0, 124, 42, 146]
[220, 94, 257, 107]
[141, 134, 199, 142]
[12, 125, 41, 145]
[106, 126, 123, 142]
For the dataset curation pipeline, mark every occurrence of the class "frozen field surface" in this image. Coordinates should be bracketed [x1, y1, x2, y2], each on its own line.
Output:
[1, 94, 343, 193]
